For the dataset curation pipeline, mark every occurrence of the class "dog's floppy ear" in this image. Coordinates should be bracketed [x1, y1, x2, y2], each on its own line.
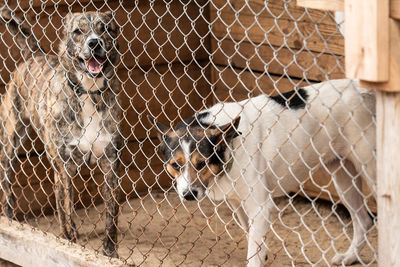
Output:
[63, 13, 75, 31]
[103, 11, 118, 32]
[215, 116, 241, 142]
[147, 115, 169, 142]
[104, 11, 114, 20]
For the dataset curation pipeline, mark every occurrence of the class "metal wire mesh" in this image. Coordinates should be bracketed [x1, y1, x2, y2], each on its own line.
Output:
[0, 0, 377, 266]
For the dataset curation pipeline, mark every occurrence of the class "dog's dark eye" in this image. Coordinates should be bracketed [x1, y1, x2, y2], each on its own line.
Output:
[101, 24, 116, 35]
[196, 161, 206, 171]
[73, 28, 83, 35]
[170, 162, 181, 171]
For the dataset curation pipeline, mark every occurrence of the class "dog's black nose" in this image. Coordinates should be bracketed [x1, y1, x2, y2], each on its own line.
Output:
[183, 189, 198, 201]
[88, 38, 100, 49]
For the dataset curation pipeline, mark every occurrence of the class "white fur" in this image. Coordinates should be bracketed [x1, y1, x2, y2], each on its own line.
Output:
[68, 96, 113, 163]
[81, 74, 105, 91]
[176, 141, 206, 200]
[178, 79, 376, 266]
[85, 33, 104, 48]
[176, 141, 192, 197]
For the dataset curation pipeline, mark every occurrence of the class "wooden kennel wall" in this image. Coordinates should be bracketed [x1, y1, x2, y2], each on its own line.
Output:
[0, 0, 375, 217]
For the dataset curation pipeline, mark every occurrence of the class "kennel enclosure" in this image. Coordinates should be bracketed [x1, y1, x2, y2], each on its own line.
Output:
[0, 0, 396, 266]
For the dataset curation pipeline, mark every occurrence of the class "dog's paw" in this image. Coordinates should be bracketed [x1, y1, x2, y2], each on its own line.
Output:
[103, 247, 119, 258]
[331, 252, 358, 266]
[63, 227, 79, 242]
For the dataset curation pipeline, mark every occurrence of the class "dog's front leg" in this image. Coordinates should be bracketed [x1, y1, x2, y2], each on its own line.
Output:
[0, 97, 30, 219]
[1, 153, 17, 219]
[52, 157, 79, 241]
[241, 153, 273, 266]
[245, 199, 272, 267]
[99, 140, 121, 258]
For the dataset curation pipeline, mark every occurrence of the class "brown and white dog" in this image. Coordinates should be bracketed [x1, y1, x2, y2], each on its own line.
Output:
[0, 9, 122, 257]
[149, 79, 376, 266]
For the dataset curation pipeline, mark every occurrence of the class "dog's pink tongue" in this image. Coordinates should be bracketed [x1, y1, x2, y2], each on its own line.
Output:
[86, 58, 103, 74]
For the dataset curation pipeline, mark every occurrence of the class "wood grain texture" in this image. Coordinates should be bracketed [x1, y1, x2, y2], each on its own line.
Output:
[120, 62, 212, 140]
[211, 65, 310, 102]
[297, 0, 344, 11]
[359, 19, 400, 92]
[377, 90, 400, 266]
[345, 0, 389, 81]
[211, 39, 345, 81]
[211, 0, 343, 55]
[391, 0, 400, 20]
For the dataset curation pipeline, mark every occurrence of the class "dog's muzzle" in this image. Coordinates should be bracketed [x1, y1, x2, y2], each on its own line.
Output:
[182, 189, 199, 201]
[79, 41, 108, 76]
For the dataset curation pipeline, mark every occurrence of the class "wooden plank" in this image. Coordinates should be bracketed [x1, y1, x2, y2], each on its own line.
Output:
[376, 90, 400, 267]
[0, 218, 124, 267]
[0, 1, 210, 85]
[119, 62, 213, 140]
[359, 19, 400, 92]
[211, 39, 345, 81]
[296, 0, 399, 22]
[4, 0, 97, 10]
[210, 0, 344, 56]
[345, 0, 389, 81]
[212, 66, 310, 102]
[212, 0, 336, 24]
[392, 0, 400, 20]
[297, 0, 344, 11]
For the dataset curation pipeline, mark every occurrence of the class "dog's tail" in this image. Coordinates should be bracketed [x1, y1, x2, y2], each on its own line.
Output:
[0, 8, 42, 60]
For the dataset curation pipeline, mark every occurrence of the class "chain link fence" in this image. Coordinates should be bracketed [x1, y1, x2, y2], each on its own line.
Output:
[0, 0, 377, 266]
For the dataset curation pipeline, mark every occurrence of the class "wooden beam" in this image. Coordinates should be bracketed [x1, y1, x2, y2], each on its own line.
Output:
[296, 0, 344, 11]
[210, 66, 310, 102]
[391, 0, 400, 20]
[359, 19, 400, 91]
[211, 0, 344, 56]
[345, 0, 389, 82]
[377, 90, 400, 267]
[211, 39, 345, 82]
[0, 218, 124, 267]
[297, 0, 399, 19]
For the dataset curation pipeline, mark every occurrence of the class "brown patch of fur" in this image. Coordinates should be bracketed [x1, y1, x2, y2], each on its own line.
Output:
[189, 152, 221, 186]
[167, 151, 186, 177]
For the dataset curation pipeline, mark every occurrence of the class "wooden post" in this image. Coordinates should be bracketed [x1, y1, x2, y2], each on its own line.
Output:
[297, 0, 344, 11]
[376, 91, 400, 267]
[375, 19, 400, 267]
[344, 0, 389, 81]
[297, 1, 400, 266]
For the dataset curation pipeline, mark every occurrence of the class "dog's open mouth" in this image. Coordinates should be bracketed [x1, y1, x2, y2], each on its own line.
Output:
[79, 55, 107, 75]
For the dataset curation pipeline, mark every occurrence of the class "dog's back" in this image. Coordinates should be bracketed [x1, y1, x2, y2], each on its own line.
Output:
[199, 79, 376, 197]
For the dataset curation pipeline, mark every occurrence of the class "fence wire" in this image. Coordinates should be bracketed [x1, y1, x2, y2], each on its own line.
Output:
[0, 0, 377, 266]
